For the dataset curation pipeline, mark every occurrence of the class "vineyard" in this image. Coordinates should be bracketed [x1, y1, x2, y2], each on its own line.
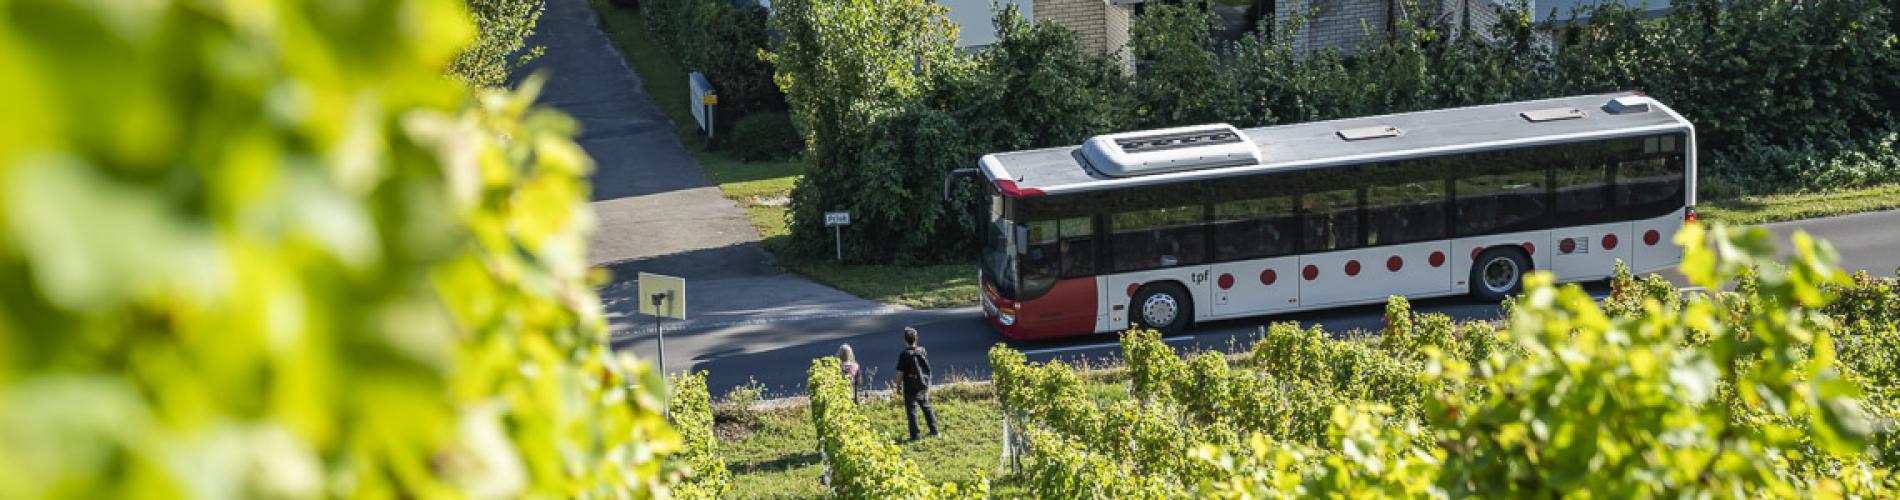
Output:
[720, 223, 1900, 497]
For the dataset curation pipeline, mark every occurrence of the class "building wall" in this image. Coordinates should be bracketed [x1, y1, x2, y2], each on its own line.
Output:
[1280, 0, 1392, 55]
[1033, 0, 1135, 71]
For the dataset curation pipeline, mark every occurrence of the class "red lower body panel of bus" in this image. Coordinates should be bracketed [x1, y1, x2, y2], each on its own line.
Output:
[984, 277, 1098, 340]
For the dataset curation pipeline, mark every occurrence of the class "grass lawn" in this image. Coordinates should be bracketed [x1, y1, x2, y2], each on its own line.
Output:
[588, 0, 978, 309]
[721, 392, 1011, 498]
[718, 372, 1133, 498]
[1700, 182, 1900, 226]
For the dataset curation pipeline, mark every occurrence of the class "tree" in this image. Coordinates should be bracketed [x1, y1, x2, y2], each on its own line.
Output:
[451, 0, 547, 87]
[765, 0, 964, 262]
[963, 6, 1133, 151]
[1130, 0, 1224, 128]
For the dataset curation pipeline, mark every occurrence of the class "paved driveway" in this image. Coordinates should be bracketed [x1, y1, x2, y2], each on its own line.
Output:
[520, 0, 889, 349]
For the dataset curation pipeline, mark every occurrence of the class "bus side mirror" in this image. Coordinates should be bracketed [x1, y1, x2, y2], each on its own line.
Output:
[943, 168, 981, 202]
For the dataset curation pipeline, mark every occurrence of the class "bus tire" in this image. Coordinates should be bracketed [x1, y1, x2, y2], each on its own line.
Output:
[1470, 248, 1530, 302]
[1131, 282, 1193, 336]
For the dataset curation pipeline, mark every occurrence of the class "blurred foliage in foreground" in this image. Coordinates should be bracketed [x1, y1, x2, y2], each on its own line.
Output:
[0, 0, 685, 497]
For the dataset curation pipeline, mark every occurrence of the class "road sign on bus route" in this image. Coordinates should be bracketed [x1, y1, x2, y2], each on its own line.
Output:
[825, 211, 850, 261]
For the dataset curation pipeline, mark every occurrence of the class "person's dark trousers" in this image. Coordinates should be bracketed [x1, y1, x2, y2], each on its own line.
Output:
[903, 386, 939, 440]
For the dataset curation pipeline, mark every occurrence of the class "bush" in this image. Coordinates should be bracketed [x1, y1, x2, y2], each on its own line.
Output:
[451, 0, 548, 87]
[640, 0, 785, 124]
[805, 358, 979, 497]
[769, 3, 1130, 263]
[729, 112, 803, 161]
[703, 5, 783, 118]
[669, 372, 732, 499]
[714, 376, 767, 425]
[1707, 123, 1900, 196]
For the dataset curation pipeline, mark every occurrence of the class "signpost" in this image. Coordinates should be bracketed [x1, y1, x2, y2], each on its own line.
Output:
[688, 72, 718, 140]
[637, 272, 686, 378]
[824, 211, 850, 261]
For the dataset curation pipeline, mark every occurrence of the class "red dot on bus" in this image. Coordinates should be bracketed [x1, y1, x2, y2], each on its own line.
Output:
[1126, 283, 1140, 298]
[1522, 242, 1536, 254]
[1559, 238, 1577, 254]
[1217, 273, 1235, 290]
[1260, 268, 1277, 285]
[1429, 251, 1446, 268]
[1602, 234, 1619, 250]
[1644, 229, 1661, 246]
[1302, 265, 1319, 281]
[1345, 260, 1362, 277]
[1471, 246, 1484, 261]
[1387, 255, 1403, 272]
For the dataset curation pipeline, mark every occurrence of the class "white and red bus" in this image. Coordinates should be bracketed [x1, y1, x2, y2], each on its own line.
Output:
[955, 92, 1695, 340]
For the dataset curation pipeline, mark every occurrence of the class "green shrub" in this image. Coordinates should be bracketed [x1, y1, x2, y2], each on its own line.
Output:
[640, 0, 719, 70]
[1708, 123, 1900, 197]
[638, 0, 785, 129]
[451, 0, 548, 88]
[806, 357, 979, 497]
[669, 371, 732, 499]
[703, 5, 784, 118]
[0, 0, 680, 497]
[729, 112, 803, 161]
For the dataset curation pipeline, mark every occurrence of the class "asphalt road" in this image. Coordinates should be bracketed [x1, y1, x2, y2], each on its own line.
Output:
[614, 209, 1900, 398]
[521, 0, 886, 338]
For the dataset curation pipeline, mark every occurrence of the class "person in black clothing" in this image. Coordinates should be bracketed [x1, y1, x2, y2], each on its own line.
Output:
[895, 326, 939, 440]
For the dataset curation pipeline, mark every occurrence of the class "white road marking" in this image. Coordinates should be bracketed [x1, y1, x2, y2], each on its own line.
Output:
[1020, 336, 1193, 356]
[609, 306, 914, 339]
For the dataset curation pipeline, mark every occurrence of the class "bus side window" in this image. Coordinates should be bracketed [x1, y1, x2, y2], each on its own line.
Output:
[1552, 148, 1613, 226]
[1615, 155, 1685, 220]
[1111, 206, 1206, 272]
[1057, 216, 1095, 277]
[1022, 219, 1061, 288]
[1301, 188, 1361, 252]
[1454, 169, 1547, 236]
[1213, 196, 1296, 261]
[1366, 178, 1446, 246]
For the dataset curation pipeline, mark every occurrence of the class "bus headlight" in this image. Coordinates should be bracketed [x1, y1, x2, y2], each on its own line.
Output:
[997, 306, 1017, 326]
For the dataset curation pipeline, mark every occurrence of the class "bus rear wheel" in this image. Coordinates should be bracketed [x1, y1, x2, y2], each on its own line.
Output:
[1132, 283, 1193, 336]
[1470, 248, 1530, 302]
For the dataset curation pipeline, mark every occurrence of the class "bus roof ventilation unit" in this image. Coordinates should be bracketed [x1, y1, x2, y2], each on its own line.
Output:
[1521, 107, 1586, 122]
[1081, 124, 1262, 178]
[1337, 125, 1403, 141]
[1604, 96, 1652, 114]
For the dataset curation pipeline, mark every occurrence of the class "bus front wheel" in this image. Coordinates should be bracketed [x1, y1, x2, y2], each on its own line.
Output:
[1132, 283, 1193, 336]
[1470, 248, 1530, 302]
